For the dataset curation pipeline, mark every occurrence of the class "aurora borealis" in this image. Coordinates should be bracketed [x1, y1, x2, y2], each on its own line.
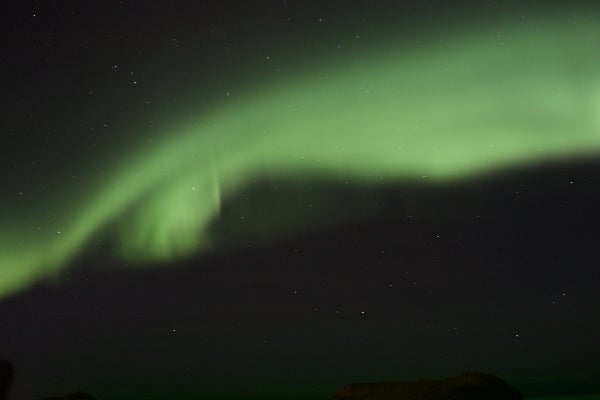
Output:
[2, 9, 600, 300]
[2, 2, 600, 400]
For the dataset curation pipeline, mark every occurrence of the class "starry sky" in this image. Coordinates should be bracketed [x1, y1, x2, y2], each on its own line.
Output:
[1, 1, 600, 399]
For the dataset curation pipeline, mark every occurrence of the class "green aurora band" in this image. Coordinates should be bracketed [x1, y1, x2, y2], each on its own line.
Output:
[2, 14, 600, 299]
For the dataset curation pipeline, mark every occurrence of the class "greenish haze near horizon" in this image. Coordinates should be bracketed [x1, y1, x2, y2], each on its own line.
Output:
[1, 11, 600, 299]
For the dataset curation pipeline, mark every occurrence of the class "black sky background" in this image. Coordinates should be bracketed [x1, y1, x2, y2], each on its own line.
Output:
[2, 1, 600, 399]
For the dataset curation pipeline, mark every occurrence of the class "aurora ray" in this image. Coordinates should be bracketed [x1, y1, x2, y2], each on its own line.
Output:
[1, 13, 600, 299]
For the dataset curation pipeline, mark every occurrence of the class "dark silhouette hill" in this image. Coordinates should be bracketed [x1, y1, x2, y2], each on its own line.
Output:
[0, 360, 13, 400]
[331, 372, 523, 400]
[1, 359, 95, 400]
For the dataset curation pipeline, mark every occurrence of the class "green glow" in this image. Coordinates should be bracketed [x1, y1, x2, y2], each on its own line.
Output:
[2, 14, 600, 299]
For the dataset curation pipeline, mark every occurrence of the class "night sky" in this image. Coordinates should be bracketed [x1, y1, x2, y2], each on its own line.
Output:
[2, 1, 600, 399]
